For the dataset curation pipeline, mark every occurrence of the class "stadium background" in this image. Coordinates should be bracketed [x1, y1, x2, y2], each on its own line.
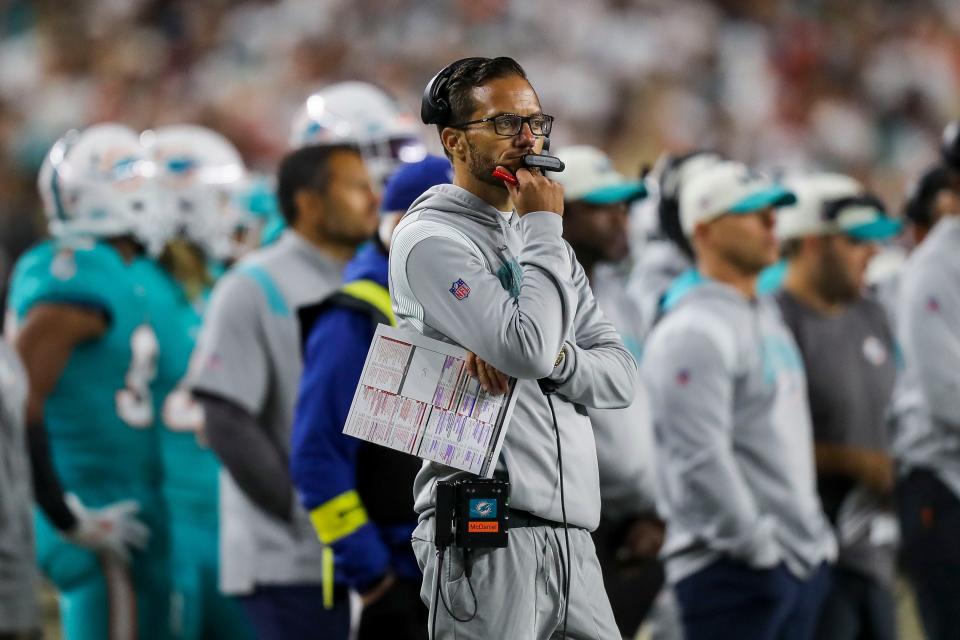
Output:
[0, 0, 956, 637]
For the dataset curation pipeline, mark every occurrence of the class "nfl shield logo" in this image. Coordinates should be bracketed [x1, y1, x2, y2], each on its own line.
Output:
[449, 278, 471, 300]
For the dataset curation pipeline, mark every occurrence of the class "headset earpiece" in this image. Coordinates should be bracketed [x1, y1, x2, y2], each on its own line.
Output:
[421, 57, 483, 126]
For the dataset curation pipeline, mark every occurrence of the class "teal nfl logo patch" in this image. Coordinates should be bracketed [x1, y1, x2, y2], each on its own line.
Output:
[449, 278, 471, 300]
[468, 498, 497, 519]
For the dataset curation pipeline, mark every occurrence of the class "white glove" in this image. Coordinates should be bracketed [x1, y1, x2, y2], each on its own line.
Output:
[63, 494, 150, 563]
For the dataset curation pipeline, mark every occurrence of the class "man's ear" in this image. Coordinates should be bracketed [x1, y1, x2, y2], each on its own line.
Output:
[294, 188, 324, 225]
[691, 221, 709, 248]
[934, 189, 960, 221]
[440, 127, 466, 162]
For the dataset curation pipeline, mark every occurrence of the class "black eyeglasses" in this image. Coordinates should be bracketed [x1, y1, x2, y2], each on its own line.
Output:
[448, 113, 554, 137]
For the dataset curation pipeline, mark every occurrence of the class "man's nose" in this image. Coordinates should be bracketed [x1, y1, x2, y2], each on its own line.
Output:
[514, 122, 536, 147]
[759, 208, 776, 228]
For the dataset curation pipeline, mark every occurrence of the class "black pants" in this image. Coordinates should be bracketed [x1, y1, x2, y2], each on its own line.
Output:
[896, 468, 960, 640]
[358, 578, 428, 640]
[592, 517, 665, 638]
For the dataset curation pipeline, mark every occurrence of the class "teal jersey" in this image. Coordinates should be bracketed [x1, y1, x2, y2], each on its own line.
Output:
[131, 258, 219, 521]
[7, 239, 160, 489]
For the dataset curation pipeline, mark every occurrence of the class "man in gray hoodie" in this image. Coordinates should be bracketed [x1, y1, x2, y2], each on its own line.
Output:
[894, 154, 960, 640]
[642, 161, 836, 640]
[392, 57, 637, 640]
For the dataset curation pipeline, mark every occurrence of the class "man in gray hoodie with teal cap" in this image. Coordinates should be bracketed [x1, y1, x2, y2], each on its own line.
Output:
[642, 161, 836, 640]
[391, 56, 637, 640]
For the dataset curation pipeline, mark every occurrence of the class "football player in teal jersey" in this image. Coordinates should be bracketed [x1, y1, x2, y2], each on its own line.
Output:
[6, 124, 170, 640]
[134, 124, 255, 640]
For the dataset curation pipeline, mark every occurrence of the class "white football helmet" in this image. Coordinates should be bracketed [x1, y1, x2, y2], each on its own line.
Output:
[145, 125, 249, 261]
[38, 124, 157, 241]
[288, 81, 427, 185]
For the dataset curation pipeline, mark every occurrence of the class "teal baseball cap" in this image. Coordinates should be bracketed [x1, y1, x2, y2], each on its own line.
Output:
[679, 161, 796, 235]
[776, 173, 902, 242]
[553, 145, 647, 205]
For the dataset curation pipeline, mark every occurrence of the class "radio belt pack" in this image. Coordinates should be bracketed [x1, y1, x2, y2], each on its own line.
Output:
[434, 478, 509, 552]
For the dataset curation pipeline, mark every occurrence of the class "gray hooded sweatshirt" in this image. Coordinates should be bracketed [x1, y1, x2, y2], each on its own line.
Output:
[641, 277, 836, 584]
[627, 238, 693, 342]
[389, 184, 638, 530]
[892, 216, 960, 500]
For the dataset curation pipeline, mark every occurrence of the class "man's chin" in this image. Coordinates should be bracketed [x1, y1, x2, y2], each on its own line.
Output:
[476, 171, 510, 188]
[604, 247, 630, 264]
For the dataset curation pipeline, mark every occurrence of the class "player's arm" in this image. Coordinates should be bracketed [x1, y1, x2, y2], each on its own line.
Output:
[814, 442, 893, 494]
[290, 309, 394, 602]
[16, 303, 107, 530]
[398, 216, 576, 380]
[904, 267, 960, 427]
[197, 392, 294, 522]
[642, 325, 780, 568]
[190, 270, 293, 522]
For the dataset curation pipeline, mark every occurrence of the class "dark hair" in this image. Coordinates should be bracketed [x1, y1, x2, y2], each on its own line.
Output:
[439, 57, 529, 149]
[903, 164, 951, 229]
[276, 144, 359, 225]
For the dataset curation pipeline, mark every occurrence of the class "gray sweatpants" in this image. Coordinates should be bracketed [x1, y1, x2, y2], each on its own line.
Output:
[412, 517, 620, 639]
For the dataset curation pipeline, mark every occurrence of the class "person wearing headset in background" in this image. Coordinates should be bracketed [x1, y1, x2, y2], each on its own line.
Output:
[628, 150, 723, 341]
[552, 144, 664, 639]
[392, 56, 637, 640]
[642, 161, 836, 640]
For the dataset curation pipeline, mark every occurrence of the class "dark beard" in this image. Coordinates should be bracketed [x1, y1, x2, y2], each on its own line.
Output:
[816, 242, 859, 305]
[466, 136, 507, 188]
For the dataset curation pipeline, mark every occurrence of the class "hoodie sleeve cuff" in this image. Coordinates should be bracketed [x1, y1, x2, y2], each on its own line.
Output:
[546, 342, 576, 384]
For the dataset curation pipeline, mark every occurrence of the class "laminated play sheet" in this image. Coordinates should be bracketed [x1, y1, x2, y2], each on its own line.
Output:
[342, 324, 518, 477]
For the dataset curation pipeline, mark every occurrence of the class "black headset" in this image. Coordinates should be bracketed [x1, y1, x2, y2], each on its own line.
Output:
[903, 164, 951, 226]
[420, 57, 486, 126]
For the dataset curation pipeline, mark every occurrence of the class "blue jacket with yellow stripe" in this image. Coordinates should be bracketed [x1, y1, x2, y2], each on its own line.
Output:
[290, 240, 421, 593]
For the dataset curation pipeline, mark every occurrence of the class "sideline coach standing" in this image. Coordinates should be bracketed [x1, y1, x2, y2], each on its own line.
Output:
[391, 57, 637, 639]
[643, 162, 836, 640]
[190, 144, 379, 638]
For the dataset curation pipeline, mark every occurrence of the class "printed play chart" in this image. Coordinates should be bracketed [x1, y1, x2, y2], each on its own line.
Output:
[342, 324, 518, 477]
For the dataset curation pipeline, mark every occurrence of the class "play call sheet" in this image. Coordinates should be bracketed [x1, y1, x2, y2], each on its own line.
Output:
[342, 324, 518, 477]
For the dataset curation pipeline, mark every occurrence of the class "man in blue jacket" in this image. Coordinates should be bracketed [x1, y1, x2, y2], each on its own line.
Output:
[291, 155, 452, 640]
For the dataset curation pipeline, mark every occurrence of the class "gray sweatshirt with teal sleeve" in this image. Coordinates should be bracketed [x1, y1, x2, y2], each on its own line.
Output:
[389, 184, 638, 530]
[641, 277, 836, 584]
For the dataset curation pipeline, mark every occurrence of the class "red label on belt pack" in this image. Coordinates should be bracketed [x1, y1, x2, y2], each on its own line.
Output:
[468, 521, 499, 533]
